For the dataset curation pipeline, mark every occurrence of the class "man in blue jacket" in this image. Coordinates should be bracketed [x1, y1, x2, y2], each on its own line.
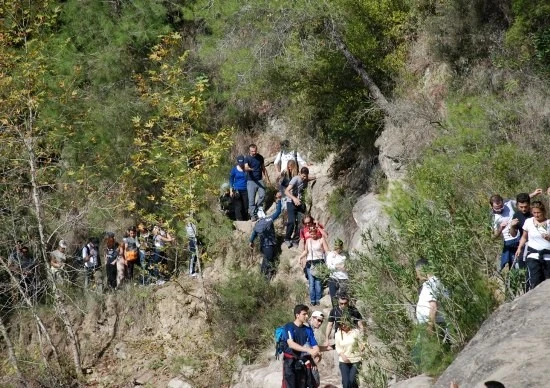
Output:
[281, 304, 320, 388]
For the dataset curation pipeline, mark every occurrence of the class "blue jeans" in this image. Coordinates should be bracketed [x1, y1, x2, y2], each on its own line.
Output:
[306, 265, 322, 304]
[260, 245, 276, 280]
[247, 179, 265, 218]
[339, 362, 360, 388]
[501, 239, 519, 270]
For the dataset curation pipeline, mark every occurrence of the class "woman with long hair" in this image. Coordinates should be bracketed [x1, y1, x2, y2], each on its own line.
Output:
[299, 225, 329, 306]
[335, 316, 363, 388]
[515, 200, 550, 289]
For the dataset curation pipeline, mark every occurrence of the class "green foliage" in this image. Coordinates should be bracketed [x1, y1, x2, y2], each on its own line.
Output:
[326, 187, 357, 223]
[211, 271, 296, 363]
[506, 0, 550, 71]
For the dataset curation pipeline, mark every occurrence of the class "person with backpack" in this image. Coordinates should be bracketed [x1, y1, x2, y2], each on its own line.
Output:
[280, 304, 320, 388]
[249, 192, 283, 280]
[82, 238, 100, 289]
[104, 233, 121, 290]
[274, 139, 308, 174]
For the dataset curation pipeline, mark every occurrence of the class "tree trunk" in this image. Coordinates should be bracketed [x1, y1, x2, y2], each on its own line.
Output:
[22, 131, 83, 378]
[0, 256, 59, 364]
[325, 19, 393, 118]
[0, 315, 27, 387]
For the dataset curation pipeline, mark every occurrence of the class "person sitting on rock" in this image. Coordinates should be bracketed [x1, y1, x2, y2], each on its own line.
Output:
[249, 192, 282, 280]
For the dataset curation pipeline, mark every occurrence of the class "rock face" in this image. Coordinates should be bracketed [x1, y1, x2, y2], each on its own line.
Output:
[435, 281, 550, 388]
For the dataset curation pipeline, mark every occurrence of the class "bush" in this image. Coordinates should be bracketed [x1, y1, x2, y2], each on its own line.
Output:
[326, 187, 357, 223]
[210, 271, 297, 363]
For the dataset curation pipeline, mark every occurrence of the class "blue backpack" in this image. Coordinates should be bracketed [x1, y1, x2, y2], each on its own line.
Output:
[274, 325, 289, 360]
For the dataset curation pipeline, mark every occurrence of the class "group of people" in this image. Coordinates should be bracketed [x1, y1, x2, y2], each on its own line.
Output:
[6, 220, 201, 298]
[281, 295, 365, 388]
[235, 141, 349, 307]
[491, 188, 550, 290]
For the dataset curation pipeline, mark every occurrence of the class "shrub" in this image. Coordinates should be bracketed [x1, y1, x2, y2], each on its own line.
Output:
[210, 271, 297, 363]
[326, 187, 357, 223]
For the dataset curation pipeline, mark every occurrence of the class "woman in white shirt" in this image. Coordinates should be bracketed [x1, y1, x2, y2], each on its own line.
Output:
[326, 238, 348, 307]
[335, 318, 363, 388]
[515, 201, 550, 289]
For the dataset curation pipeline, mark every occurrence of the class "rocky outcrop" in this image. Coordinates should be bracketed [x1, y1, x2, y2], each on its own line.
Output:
[434, 281, 550, 387]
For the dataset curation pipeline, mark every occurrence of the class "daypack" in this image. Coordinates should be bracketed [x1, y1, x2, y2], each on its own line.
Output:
[254, 218, 277, 246]
[274, 325, 288, 360]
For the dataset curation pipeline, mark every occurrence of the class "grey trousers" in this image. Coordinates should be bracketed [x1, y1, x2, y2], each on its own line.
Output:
[247, 179, 265, 217]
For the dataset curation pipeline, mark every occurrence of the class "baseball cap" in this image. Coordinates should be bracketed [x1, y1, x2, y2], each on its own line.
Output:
[311, 311, 324, 319]
[236, 155, 245, 164]
[59, 240, 67, 249]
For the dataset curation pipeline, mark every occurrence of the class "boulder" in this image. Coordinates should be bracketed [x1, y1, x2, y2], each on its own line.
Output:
[390, 374, 434, 388]
[166, 378, 193, 388]
[435, 281, 550, 387]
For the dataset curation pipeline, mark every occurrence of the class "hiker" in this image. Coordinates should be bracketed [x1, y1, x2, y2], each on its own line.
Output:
[299, 224, 329, 306]
[300, 215, 327, 251]
[415, 258, 447, 335]
[274, 139, 308, 174]
[244, 143, 271, 221]
[325, 294, 363, 348]
[249, 192, 283, 280]
[8, 245, 37, 300]
[219, 183, 235, 219]
[508, 193, 532, 291]
[230, 155, 249, 221]
[152, 225, 173, 284]
[82, 238, 100, 289]
[186, 220, 199, 278]
[412, 258, 450, 366]
[104, 233, 120, 290]
[307, 311, 326, 386]
[124, 227, 139, 281]
[50, 240, 68, 282]
[137, 223, 151, 273]
[334, 315, 364, 388]
[491, 190, 541, 271]
[281, 304, 320, 388]
[515, 201, 550, 289]
[279, 159, 298, 201]
[285, 167, 311, 248]
[326, 239, 348, 307]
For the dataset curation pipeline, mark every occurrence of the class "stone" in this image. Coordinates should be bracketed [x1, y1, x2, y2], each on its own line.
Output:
[390, 374, 434, 388]
[435, 281, 550, 388]
[166, 378, 193, 388]
[113, 342, 127, 360]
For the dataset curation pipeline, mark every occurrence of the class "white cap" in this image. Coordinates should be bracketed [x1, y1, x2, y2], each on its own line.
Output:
[59, 240, 67, 249]
[311, 311, 324, 319]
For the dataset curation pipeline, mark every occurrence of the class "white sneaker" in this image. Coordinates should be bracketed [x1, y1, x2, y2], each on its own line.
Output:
[156, 279, 166, 285]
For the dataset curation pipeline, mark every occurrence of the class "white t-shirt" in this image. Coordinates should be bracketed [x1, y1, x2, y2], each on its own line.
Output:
[523, 218, 550, 260]
[492, 200, 517, 241]
[326, 251, 348, 280]
[82, 244, 98, 268]
[416, 276, 446, 324]
[274, 150, 306, 172]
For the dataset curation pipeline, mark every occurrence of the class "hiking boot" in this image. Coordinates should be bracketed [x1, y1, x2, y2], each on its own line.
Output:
[285, 240, 293, 248]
